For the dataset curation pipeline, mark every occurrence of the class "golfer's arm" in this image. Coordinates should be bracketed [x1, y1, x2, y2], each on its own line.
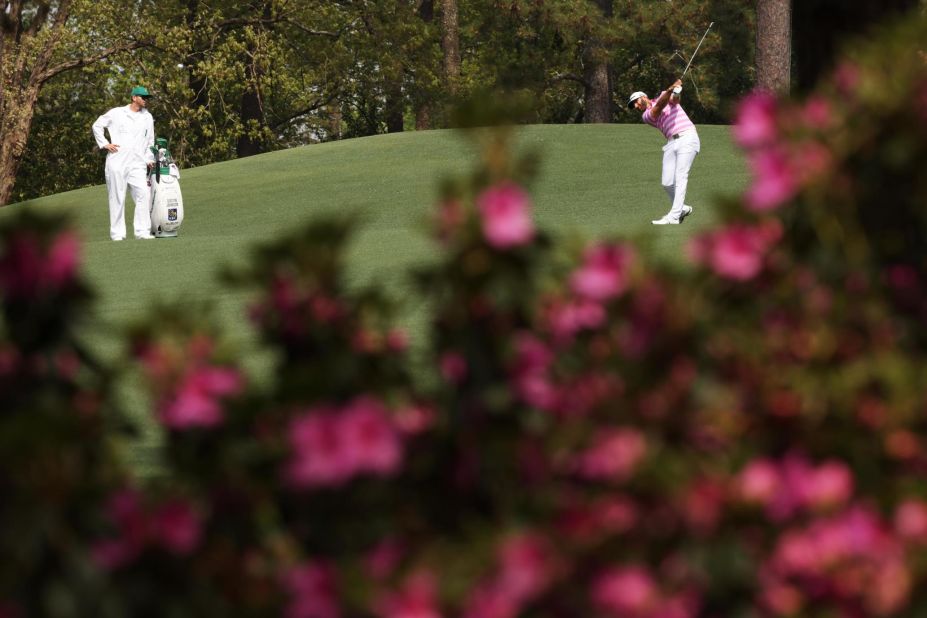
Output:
[651, 90, 671, 116]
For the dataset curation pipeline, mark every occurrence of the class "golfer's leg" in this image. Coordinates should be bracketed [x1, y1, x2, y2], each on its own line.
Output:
[671, 146, 698, 218]
[106, 167, 128, 240]
[661, 143, 676, 211]
[127, 168, 152, 238]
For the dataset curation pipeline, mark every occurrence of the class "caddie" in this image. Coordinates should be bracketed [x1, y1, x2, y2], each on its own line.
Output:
[628, 78, 701, 225]
[91, 86, 156, 240]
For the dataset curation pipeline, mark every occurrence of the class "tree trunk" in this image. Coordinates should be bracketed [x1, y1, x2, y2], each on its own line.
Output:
[0, 85, 41, 206]
[236, 87, 264, 158]
[236, 1, 271, 158]
[0, 0, 62, 207]
[385, 83, 405, 133]
[755, 0, 791, 93]
[583, 62, 612, 123]
[583, 0, 613, 123]
[330, 103, 343, 140]
[415, 107, 431, 130]
[415, 0, 434, 129]
[440, 0, 460, 96]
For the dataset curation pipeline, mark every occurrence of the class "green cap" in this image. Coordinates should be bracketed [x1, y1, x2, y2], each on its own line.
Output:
[131, 86, 152, 98]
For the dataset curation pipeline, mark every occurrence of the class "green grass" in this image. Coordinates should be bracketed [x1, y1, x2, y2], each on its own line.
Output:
[5, 124, 748, 474]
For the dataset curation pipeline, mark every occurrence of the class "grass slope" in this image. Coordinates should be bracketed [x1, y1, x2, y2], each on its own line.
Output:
[7, 124, 748, 473]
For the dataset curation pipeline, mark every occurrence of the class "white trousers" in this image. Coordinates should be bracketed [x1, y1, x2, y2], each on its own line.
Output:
[660, 130, 700, 220]
[105, 162, 151, 240]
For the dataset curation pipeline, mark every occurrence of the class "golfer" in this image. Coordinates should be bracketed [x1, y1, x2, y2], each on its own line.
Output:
[92, 86, 156, 240]
[628, 79, 700, 225]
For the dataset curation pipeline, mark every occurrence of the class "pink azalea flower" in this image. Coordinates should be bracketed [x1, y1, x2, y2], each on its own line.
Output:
[886, 264, 919, 292]
[793, 141, 833, 183]
[759, 581, 804, 616]
[773, 507, 892, 575]
[894, 499, 927, 541]
[570, 243, 635, 302]
[765, 506, 912, 613]
[745, 148, 798, 211]
[150, 499, 202, 555]
[270, 274, 299, 313]
[682, 479, 725, 534]
[591, 566, 658, 616]
[689, 222, 783, 282]
[831, 62, 861, 96]
[510, 334, 559, 411]
[708, 227, 765, 280]
[193, 366, 242, 395]
[0, 234, 42, 298]
[90, 538, 139, 571]
[736, 459, 781, 506]
[575, 428, 647, 482]
[309, 294, 344, 323]
[771, 530, 819, 574]
[801, 96, 833, 128]
[804, 460, 854, 511]
[733, 91, 779, 148]
[476, 182, 535, 249]
[159, 367, 242, 430]
[377, 571, 442, 618]
[282, 562, 341, 618]
[364, 537, 405, 580]
[393, 403, 436, 435]
[545, 298, 606, 343]
[91, 489, 148, 570]
[439, 352, 468, 384]
[341, 397, 402, 476]
[387, 329, 409, 352]
[105, 489, 149, 547]
[496, 533, 556, 603]
[160, 388, 223, 429]
[462, 584, 517, 618]
[46, 231, 80, 287]
[557, 372, 616, 417]
[591, 496, 639, 535]
[285, 410, 355, 488]
[435, 199, 465, 243]
[768, 454, 817, 520]
[869, 559, 912, 616]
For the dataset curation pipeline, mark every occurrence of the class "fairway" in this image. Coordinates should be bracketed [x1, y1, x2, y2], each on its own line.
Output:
[13, 123, 747, 328]
[6, 124, 748, 472]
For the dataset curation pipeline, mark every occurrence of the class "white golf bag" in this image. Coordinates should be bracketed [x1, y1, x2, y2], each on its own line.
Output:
[149, 139, 185, 238]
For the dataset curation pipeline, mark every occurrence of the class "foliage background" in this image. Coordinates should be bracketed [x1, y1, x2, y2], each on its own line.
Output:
[10, 0, 757, 202]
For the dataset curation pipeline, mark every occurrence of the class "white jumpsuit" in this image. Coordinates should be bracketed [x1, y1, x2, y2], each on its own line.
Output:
[92, 106, 155, 240]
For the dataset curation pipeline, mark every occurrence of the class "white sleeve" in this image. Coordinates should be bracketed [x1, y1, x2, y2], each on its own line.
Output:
[91, 109, 113, 149]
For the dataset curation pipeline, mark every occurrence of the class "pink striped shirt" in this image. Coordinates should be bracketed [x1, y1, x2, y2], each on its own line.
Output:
[642, 92, 696, 139]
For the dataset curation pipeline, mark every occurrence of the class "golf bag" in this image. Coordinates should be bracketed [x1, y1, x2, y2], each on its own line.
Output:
[149, 138, 184, 238]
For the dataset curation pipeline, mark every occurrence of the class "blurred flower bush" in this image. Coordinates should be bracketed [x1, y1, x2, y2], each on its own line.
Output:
[4, 13, 927, 618]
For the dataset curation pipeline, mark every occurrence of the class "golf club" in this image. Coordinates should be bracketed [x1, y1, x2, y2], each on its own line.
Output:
[681, 22, 715, 79]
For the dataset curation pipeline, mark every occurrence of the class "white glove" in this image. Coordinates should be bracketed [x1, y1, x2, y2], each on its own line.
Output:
[672, 86, 682, 94]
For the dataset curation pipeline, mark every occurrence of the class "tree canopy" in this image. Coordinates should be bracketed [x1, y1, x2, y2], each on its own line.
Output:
[4, 0, 922, 202]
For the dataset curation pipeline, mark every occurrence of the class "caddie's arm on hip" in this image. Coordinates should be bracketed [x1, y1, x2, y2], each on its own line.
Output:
[91, 110, 118, 153]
